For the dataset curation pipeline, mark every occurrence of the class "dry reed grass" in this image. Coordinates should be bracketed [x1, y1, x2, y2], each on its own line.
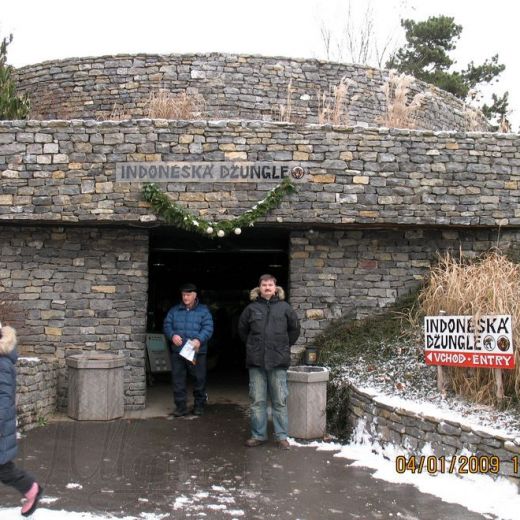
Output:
[275, 79, 295, 122]
[377, 71, 426, 129]
[317, 76, 352, 125]
[108, 103, 132, 121]
[462, 104, 486, 132]
[418, 250, 520, 406]
[147, 89, 206, 120]
[498, 115, 511, 133]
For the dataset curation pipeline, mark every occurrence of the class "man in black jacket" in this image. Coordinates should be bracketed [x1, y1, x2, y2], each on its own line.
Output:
[238, 274, 300, 449]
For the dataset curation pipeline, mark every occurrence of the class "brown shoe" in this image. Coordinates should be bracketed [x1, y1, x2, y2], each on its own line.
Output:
[244, 438, 267, 448]
[276, 439, 290, 450]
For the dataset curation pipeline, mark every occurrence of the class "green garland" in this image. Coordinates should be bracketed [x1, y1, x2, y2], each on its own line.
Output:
[142, 177, 296, 238]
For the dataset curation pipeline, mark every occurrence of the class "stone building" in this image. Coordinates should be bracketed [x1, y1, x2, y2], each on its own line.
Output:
[2, 53, 519, 415]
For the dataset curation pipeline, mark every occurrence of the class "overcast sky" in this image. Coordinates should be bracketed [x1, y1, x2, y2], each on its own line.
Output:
[1, 0, 518, 129]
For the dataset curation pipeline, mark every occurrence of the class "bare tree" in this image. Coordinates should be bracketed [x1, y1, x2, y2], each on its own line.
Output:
[318, 0, 404, 68]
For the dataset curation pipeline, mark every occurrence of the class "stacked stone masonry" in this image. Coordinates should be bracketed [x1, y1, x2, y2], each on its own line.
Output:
[17, 357, 58, 431]
[0, 226, 148, 411]
[13, 54, 487, 131]
[1, 120, 519, 227]
[1, 52, 519, 412]
[289, 227, 520, 343]
[1, 225, 518, 407]
[347, 384, 520, 484]
[1, 117, 520, 409]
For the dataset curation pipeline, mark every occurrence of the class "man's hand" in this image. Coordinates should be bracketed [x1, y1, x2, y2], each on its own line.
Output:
[172, 335, 183, 347]
[191, 338, 201, 352]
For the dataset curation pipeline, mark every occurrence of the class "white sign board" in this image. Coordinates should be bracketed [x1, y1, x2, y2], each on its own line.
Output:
[424, 315, 514, 369]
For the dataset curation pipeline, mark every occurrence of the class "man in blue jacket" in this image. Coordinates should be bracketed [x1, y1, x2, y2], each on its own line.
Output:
[163, 283, 214, 417]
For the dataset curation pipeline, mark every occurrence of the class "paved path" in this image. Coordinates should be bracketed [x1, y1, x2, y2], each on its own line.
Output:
[4, 404, 489, 519]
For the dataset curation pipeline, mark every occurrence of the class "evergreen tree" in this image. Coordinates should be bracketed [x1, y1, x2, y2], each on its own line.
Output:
[0, 33, 30, 120]
[387, 16, 508, 127]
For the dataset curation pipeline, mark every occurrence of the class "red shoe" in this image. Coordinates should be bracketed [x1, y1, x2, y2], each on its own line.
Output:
[21, 482, 43, 517]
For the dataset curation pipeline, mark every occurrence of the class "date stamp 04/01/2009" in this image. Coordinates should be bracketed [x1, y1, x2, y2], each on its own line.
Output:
[395, 455, 519, 475]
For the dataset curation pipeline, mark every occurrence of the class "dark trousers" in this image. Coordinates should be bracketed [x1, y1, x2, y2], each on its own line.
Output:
[0, 460, 35, 495]
[170, 351, 207, 410]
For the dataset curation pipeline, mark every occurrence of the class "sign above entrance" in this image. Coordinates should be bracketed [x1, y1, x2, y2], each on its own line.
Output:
[424, 314, 515, 369]
[116, 162, 308, 183]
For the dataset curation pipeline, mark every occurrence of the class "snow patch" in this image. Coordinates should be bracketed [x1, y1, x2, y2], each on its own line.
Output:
[0, 509, 138, 519]
[299, 420, 520, 520]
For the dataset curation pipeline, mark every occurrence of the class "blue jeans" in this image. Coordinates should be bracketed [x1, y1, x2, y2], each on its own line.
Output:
[248, 367, 288, 441]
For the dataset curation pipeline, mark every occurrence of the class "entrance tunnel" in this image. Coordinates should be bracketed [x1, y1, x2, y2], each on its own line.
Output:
[145, 227, 289, 408]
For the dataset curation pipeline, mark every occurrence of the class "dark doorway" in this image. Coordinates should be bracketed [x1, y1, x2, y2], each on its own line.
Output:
[147, 227, 289, 386]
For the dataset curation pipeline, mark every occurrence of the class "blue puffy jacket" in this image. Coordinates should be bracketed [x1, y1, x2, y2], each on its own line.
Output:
[163, 300, 214, 354]
[0, 326, 18, 465]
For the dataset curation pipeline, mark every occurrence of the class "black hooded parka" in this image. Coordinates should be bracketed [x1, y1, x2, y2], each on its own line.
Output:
[238, 286, 300, 370]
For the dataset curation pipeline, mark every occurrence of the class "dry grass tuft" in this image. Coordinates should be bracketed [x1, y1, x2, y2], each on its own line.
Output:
[108, 103, 132, 121]
[462, 104, 487, 132]
[274, 79, 295, 122]
[377, 71, 426, 129]
[147, 89, 206, 120]
[418, 250, 520, 406]
[317, 76, 352, 126]
[498, 115, 511, 133]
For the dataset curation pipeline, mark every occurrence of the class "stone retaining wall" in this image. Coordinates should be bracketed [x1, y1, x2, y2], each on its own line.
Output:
[13, 53, 487, 131]
[290, 227, 520, 343]
[17, 357, 58, 432]
[0, 225, 148, 410]
[347, 384, 520, 484]
[1, 121, 519, 228]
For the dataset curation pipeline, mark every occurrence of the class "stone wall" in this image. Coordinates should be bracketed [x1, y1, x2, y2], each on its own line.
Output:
[347, 384, 520, 484]
[1, 121, 519, 228]
[0, 225, 148, 410]
[289, 228, 520, 344]
[13, 54, 487, 131]
[17, 357, 58, 432]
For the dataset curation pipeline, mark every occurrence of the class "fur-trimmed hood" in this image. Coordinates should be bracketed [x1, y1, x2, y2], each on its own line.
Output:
[249, 286, 286, 301]
[0, 325, 16, 355]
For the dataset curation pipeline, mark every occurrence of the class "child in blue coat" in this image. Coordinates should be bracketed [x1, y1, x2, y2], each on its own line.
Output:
[0, 323, 43, 516]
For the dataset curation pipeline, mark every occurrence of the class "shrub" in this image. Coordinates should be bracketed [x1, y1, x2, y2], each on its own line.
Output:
[0, 34, 30, 120]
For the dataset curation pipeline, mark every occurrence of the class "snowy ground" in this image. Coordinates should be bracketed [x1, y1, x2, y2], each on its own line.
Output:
[3, 342, 520, 519]
[314, 338, 520, 520]
[331, 338, 520, 435]
[292, 422, 520, 520]
[0, 508, 168, 520]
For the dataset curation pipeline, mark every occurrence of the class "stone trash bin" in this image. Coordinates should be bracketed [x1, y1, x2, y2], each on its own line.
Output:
[66, 352, 125, 421]
[287, 366, 330, 439]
